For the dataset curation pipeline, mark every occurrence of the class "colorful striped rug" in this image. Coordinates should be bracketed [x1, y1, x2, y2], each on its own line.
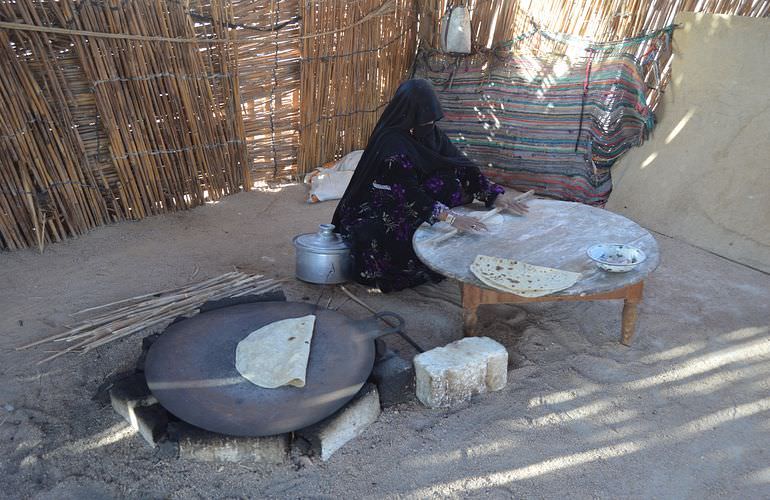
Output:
[415, 36, 663, 206]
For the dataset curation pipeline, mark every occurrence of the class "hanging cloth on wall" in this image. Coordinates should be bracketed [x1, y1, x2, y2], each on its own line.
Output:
[413, 25, 678, 206]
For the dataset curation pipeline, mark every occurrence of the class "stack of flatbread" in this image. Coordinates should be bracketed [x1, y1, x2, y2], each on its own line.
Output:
[235, 314, 315, 389]
[470, 255, 581, 298]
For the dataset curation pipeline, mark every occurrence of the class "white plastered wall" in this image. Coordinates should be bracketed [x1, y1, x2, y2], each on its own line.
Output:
[607, 13, 770, 273]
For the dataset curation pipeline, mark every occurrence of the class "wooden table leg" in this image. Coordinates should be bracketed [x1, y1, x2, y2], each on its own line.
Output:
[621, 281, 644, 346]
[461, 283, 481, 337]
[460, 280, 646, 345]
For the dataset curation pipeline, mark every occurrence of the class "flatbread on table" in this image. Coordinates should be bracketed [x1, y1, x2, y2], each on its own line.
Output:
[235, 314, 315, 389]
[470, 255, 581, 298]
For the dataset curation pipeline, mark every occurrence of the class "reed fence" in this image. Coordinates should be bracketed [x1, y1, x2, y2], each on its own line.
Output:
[297, 0, 418, 175]
[1, 0, 767, 250]
[1, 0, 247, 250]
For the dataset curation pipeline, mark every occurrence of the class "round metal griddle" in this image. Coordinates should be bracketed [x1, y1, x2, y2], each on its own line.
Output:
[144, 301, 399, 437]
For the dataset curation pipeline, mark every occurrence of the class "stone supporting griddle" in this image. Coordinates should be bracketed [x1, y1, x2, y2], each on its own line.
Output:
[109, 372, 158, 426]
[108, 371, 384, 463]
[168, 422, 289, 464]
[296, 383, 381, 461]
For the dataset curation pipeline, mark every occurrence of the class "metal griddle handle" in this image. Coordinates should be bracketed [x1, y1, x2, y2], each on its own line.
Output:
[371, 311, 406, 338]
[356, 311, 405, 340]
[355, 311, 425, 353]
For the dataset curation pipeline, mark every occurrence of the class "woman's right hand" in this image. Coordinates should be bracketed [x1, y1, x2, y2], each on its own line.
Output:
[450, 214, 487, 233]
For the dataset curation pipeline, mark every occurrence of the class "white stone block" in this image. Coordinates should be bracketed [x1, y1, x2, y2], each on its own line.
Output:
[414, 337, 508, 408]
[177, 430, 288, 463]
[297, 383, 381, 461]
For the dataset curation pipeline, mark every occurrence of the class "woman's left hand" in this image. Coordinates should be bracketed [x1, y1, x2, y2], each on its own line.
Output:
[450, 214, 488, 233]
[494, 192, 530, 216]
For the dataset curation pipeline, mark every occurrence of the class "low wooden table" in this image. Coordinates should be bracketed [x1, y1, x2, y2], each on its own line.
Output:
[413, 199, 660, 345]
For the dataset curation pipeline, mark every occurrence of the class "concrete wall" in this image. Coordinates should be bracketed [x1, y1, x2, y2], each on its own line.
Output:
[607, 13, 770, 273]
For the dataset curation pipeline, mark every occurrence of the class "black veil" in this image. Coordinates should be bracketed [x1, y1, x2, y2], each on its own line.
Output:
[331, 79, 476, 230]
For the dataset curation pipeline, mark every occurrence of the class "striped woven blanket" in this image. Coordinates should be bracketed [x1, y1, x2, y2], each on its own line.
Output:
[415, 49, 655, 206]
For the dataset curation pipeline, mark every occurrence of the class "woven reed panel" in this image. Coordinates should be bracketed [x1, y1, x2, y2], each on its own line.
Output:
[297, 0, 418, 176]
[229, 0, 301, 182]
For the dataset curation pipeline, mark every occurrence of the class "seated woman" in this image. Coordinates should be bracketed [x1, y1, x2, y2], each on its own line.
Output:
[331, 79, 529, 293]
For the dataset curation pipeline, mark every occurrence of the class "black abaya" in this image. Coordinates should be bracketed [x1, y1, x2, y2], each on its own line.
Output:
[332, 79, 504, 292]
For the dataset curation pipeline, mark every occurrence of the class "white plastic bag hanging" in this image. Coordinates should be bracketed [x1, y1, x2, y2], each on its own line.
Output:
[440, 5, 471, 54]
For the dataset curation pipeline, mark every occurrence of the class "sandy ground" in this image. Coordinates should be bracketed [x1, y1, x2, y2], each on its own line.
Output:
[1, 184, 768, 499]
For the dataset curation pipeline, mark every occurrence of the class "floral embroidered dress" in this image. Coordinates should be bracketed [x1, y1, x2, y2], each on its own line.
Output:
[331, 78, 505, 292]
[336, 153, 504, 292]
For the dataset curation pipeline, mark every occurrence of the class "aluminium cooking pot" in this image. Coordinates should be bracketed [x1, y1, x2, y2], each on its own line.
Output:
[144, 301, 404, 436]
[293, 223, 352, 284]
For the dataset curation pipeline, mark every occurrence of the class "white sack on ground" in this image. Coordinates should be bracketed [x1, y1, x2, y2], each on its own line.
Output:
[305, 150, 363, 203]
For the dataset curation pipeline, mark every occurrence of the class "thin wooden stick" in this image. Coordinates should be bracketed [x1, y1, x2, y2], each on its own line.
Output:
[70, 273, 242, 316]
[36, 337, 94, 365]
[19, 272, 280, 359]
[71, 273, 247, 321]
[425, 207, 503, 245]
[70, 272, 241, 316]
[424, 189, 535, 245]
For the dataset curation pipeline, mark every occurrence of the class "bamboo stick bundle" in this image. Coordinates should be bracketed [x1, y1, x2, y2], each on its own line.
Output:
[17, 272, 283, 364]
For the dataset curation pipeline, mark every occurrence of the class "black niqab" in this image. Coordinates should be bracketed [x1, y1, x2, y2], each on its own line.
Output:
[331, 79, 476, 230]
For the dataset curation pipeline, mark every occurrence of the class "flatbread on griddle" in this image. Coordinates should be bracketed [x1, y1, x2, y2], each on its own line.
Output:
[235, 314, 315, 389]
[470, 255, 581, 298]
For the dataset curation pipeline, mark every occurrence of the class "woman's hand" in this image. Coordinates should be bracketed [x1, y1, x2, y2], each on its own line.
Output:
[494, 191, 530, 216]
[450, 214, 487, 233]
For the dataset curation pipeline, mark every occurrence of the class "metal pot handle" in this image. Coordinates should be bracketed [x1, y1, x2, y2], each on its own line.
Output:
[358, 311, 406, 340]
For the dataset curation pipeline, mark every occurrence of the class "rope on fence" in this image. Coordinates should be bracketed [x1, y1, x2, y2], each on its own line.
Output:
[92, 72, 233, 85]
[0, 0, 396, 44]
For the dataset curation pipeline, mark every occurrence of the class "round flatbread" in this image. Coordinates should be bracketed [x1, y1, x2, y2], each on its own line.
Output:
[470, 255, 581, 298]
[235, 314, 315, 389]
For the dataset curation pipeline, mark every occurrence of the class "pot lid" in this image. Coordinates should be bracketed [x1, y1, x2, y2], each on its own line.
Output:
[293, 224, 349, 253]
